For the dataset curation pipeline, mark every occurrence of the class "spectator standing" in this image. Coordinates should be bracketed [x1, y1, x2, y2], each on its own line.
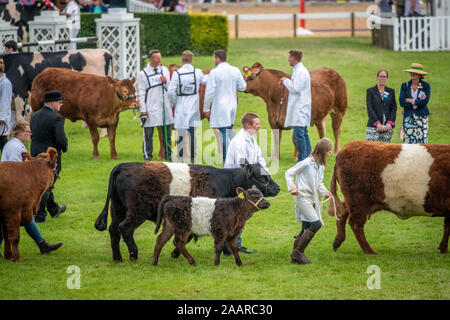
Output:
[279, 50, 312, 162]
[167, 50, 204, 163]
[138, 49, 173, 161]
[4, 40, 18, 55]
[405, 0, 423, 16]
[0, 57, 12, 153]
[89, 0, 108, 12]
[61, 0, 81, 50]
[203, 49, 247, 163]
[30, 90, 68, 223]
[365, 69, 397, 142]
[224, 112, 268, 254]
[399, 63, 430, 144]
[0, 121, 63, 254]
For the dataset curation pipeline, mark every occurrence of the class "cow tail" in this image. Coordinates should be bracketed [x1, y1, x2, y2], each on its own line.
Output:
[94, 165, 117, 231]
[328, 164, 345, 219]
[155, 195, 170, 234]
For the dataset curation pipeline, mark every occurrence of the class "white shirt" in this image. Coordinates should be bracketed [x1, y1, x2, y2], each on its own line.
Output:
[167, 64, 205, 130]
[63, 1, 81, 30]
[203, 62, 247, 128]
[224, 128, 267, 170]
[138, 64, 174, 127]
[0, 74, 12, 136]
[283, 62, 311, 127]
[1, 137, 27, 162]
[285, 156, 329, 223]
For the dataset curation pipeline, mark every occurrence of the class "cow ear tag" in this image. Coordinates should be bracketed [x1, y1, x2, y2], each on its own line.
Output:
[238, 192, 244, 199]
[247, 71, 252, 77]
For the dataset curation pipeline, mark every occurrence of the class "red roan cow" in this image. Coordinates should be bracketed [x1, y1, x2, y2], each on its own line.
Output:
[329, 141, 450, 254]
[0, 147, 58, 262]
[30, 68, 138, 159]
[95, 161, 280, 262]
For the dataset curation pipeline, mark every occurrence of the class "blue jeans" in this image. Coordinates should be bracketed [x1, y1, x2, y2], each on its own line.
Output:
[218, 125, 235, 162]
[293, 126, 312, 162]
[0, 218, 44, 247]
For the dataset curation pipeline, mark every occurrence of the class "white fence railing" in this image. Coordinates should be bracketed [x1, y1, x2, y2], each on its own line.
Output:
[129, 0, 164, 13]
[377, 15, 450, 51]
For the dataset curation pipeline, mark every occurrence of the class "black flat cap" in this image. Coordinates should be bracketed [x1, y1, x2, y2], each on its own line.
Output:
[43, 90, 63, 103]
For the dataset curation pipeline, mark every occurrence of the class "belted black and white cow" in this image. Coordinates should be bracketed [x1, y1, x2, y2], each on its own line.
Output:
[152, 186, 271, 267]
[0, 1, 56, 42]
[94, 161, 280, 262]
[2, 49, 113, 122]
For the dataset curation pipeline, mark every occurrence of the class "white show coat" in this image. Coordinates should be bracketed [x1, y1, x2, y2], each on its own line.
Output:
[138, 64, 174, 127]
[1, 137, 27, 162]
[0, 74, 12, 136]
[282, 62, 311, 128]
[203, 62, 247, 128]
[285, 156, 329, 223]
[224, 128, 267, 170]
[167, 64, 205, 130]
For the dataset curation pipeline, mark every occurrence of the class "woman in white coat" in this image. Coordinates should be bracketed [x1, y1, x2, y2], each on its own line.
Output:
[285, 138, 333, 264]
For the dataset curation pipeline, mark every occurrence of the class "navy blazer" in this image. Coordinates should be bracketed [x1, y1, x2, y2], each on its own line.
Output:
[366, 85, 397, 128]
[399, 80, 430, 117]
[30, 105, 68, 172]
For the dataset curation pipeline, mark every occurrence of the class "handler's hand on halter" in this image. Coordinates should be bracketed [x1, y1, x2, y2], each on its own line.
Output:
[279, 77, 287, 85]
[289, 187, 299, 195]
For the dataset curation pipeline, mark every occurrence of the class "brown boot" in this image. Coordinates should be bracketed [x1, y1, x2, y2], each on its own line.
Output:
[291, 229, 315, 264]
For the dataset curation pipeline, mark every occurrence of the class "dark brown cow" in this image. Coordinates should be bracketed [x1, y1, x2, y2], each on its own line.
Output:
[30, 68, 138, 159]
[0, 147, 58, 262]
[329, 141, 450, 254]
[242, 62, 348, 160]
[152, 186, 270, 266]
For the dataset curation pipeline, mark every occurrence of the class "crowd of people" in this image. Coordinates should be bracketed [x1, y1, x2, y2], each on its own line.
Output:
[0, 35, 431, 263]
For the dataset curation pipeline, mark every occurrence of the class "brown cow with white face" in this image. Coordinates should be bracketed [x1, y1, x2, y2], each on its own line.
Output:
[30, 68, 138, 160]
[329, 141, 450, 254]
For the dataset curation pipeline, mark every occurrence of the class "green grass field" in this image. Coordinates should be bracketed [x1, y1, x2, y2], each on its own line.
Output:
[1, 37, 449, 300]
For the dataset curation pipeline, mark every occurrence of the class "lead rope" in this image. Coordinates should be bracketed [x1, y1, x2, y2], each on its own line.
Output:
[267, 192, 339, 224]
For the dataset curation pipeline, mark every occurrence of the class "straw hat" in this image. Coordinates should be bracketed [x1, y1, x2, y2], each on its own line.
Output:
[403, 63, 428, 75]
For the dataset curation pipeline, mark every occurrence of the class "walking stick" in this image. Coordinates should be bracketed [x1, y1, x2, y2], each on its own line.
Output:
[162, 82, 169, 160]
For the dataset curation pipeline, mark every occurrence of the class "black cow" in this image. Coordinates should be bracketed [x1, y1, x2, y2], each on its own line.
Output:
[94, 161, 280, 262]
[0, 1, 56, 42]
[2, 49, 113, 121]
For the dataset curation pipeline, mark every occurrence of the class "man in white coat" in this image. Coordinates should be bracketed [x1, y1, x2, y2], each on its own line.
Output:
[224, 112, 268, 254]
[168, 50, 204, 163]
[60, 0, 80, 50]
[203, 49, 247, 162]
[279, 50, 312, 162]
[138, 49, 174, 161]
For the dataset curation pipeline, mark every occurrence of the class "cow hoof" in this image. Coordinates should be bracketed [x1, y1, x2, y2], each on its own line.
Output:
[439, 247, 448, 254]
[112, 156, 119, 160]
[364, 250, 377, 255]
[129, 253, 138, 261]
[92, 156, 100, 160]
[113, 258, 123, 263]
[171, 251, 180, 259]
[332, 240, 341, 252]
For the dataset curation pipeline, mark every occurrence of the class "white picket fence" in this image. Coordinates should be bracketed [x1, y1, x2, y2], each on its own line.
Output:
[377, 15, 450, 51]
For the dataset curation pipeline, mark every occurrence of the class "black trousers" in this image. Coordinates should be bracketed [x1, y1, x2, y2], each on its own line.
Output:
[0, 135, 7, 153]
[35, 190, 60, 220]
[143, 126, 172, 161]
[176, 127, 196, 163]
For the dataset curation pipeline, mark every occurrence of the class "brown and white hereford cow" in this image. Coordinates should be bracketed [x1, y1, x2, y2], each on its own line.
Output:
[0, 147, 58, 262]
[242, 62, 348, 160]
[329, 141, 450, 254]
[30, 68, 138, 159]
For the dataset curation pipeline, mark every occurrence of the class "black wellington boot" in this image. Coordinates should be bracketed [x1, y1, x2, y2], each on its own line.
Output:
[38, 240, 63, 254]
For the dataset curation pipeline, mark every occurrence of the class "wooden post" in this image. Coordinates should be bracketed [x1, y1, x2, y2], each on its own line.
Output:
[235, 14, 239, 39]
[293, 14, 297, 38]
[351, 12, 355, 37]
